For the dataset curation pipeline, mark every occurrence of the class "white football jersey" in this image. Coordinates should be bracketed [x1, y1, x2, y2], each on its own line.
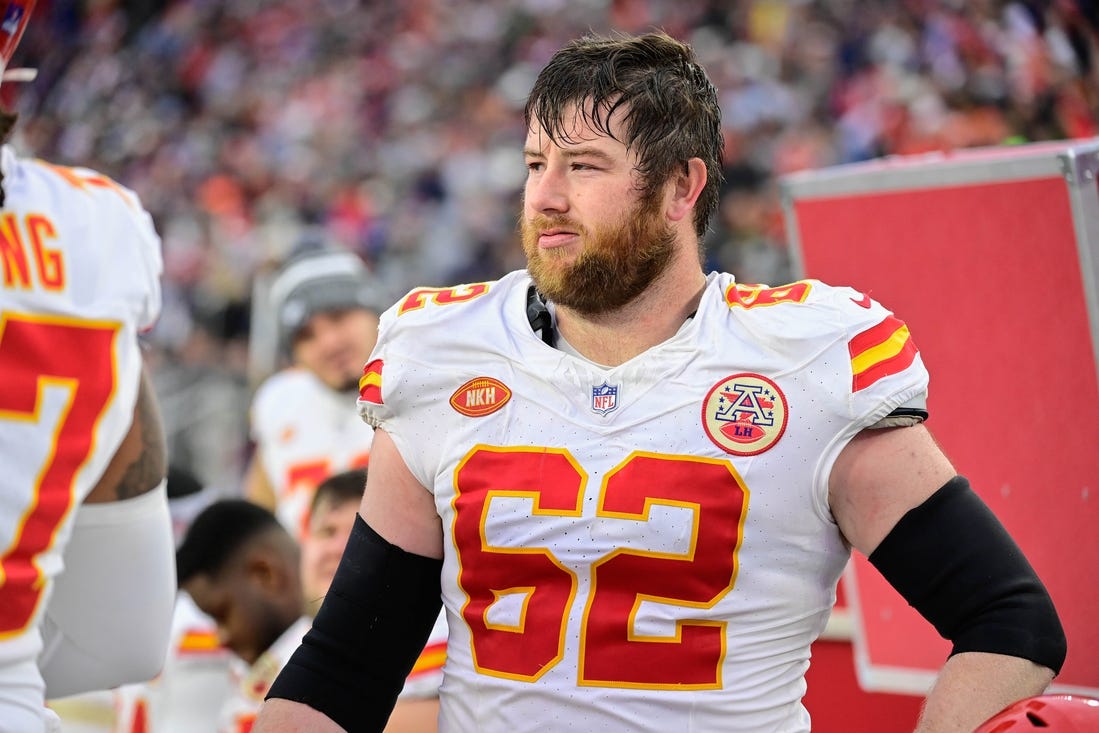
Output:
[218, 617, 312, 733]
[0, 146, 161, 733]
[359, 270, 928, 733]
[251, 369, 374, 539]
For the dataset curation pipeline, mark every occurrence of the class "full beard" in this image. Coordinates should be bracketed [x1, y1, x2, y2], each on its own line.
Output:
[522, 195, 676, 317]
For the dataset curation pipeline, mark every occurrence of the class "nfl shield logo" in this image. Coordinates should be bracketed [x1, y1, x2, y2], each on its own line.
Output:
[591, 382, 619, 415]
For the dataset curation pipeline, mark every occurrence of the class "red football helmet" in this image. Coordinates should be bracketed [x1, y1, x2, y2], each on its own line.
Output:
[974, 695, 1099, 732]
[0, 0, 36, 83]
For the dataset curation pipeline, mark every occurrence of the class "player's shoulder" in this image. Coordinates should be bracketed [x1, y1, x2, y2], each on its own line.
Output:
[0, 147, 162, 323]
[711, 273, 899, 338]
[11, 151, 141, 211]
[3, 147, 160, 256]
[707, 273, 925, 405]
[377, 270, 525, 342]
[386, 271, 521, 319]
[360, 272, 528, 421]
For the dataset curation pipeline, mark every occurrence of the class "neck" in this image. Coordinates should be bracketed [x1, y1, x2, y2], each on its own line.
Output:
[553, 256, 707, 366]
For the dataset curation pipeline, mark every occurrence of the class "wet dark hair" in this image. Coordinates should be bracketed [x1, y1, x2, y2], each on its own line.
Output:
[524, 31, 724, 239]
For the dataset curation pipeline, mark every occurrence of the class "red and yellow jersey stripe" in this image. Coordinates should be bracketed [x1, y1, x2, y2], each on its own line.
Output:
[359, 359, 383, 404]
[849, 316, 918, 393]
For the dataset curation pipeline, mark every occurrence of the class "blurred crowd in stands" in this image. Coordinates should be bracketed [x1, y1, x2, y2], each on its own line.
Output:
[11, 0, 1098, 494]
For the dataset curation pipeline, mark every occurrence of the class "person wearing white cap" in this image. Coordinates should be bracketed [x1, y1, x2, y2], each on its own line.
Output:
[243, 247, 389, 540]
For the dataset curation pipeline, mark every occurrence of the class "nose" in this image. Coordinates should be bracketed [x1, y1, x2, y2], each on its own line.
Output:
[525, 163, 569, 216]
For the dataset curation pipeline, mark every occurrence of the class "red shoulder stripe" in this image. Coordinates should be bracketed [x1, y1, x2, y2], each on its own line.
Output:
[358, 359, 383, 404]
[849, 316, 918, 392]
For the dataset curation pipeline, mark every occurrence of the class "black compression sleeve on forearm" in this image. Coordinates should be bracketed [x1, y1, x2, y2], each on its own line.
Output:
[868, 476, 1066, 673]
[266, 515, 443, 732]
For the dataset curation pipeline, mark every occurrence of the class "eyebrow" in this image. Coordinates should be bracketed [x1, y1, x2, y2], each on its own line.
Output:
[523, 146, 616, 163]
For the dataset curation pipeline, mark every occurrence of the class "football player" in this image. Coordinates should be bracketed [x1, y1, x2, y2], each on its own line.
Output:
[255, 31, 1065, 733]
[0, 2, 174, 730]
[175, 500, 309, 733]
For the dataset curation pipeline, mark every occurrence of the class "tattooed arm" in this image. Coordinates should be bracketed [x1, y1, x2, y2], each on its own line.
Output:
[84, 365, 168, 503]
[40, 364, 176, 698]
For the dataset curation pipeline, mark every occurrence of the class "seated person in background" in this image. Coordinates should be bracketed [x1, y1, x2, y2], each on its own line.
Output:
[301, 469, 449, 733]
[176, 500, 309, 733]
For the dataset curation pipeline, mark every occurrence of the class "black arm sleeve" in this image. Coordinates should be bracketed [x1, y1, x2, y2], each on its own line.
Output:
[869, 476, 1066, 673]
[266, 515, 443, 732]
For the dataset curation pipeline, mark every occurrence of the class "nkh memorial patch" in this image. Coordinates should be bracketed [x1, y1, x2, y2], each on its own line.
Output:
[450, 377, 511, 417]
[702, 373, 788, 456]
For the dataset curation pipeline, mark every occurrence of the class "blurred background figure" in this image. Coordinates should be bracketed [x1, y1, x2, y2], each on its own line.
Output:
[176, 486, 448, 733]
[175, 499, 308, 733]
[299, 468, 364, 619]
[301, 469, 447, 733]
[243, 246, 389, 539]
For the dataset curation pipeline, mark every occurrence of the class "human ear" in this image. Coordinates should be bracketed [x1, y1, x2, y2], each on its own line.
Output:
[666, 157, 707, 223]
[247, 553, 284, 592]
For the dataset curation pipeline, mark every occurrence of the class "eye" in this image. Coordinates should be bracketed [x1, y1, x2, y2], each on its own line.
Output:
[526, 160, 544, 173]
[571, 160, 606, 172]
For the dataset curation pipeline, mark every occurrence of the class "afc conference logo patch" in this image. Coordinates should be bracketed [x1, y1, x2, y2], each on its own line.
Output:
[702, 373, 788, 456]
[591, 381, 619, 415]
[450, 377, 511, 417]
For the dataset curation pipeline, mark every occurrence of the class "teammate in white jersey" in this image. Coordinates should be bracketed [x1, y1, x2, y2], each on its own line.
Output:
[179, 490, 447, 733]
[0, 2, 174, 730]
[256, 32, 1066, 733]
[245, 248, 387, 539]
[176, 500, 308, 733]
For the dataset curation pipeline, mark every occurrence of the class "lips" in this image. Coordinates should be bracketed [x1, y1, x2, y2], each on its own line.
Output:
[538, 228, 579, 247]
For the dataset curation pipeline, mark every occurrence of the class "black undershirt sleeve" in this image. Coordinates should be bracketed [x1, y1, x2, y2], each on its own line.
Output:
[869, 476, 1066, 673]
[266, 515, 443, 732]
